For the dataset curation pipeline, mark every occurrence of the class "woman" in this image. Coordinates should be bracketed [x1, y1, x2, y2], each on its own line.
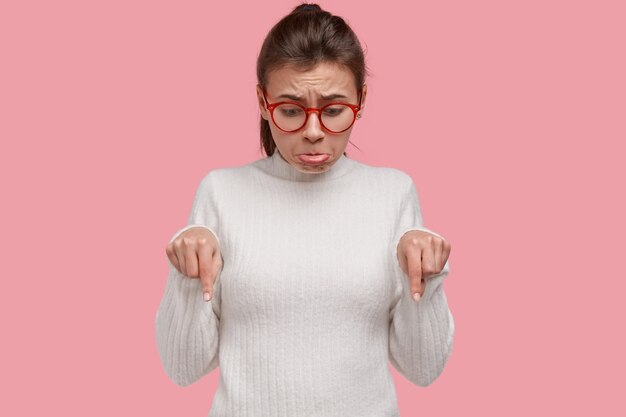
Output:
[155, 4, 454, 416]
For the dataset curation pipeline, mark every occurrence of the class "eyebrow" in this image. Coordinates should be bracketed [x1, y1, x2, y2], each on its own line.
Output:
[276, 93, 349, 101]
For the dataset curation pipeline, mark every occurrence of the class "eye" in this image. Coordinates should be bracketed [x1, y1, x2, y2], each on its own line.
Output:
[278, 105, 303, 117]
[323, 105, 346, 117]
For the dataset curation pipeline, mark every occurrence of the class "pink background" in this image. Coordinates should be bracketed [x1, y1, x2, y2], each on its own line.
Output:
[2, 0, 624, 415]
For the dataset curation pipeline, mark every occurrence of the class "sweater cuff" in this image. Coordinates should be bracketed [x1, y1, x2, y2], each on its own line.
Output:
[169, 224, 221, 246]
[421, 260, 450, 301]
[399, 226, 446, 242]
[168, 266, 216, 318]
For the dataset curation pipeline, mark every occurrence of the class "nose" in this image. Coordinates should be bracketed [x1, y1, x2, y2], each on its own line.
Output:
[301, 110, 325, 142]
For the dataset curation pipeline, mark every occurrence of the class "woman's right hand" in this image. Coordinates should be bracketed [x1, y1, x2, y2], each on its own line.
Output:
[165, 227, 223, 301]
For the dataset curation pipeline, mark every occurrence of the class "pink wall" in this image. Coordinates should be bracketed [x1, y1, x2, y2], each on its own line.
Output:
[2, 0, 624, 415]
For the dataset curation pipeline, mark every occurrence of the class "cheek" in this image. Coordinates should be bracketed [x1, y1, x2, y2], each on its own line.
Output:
[268, 124, 281, 140]
[337, 131, 352, 144]
[268, 127, 291, 148]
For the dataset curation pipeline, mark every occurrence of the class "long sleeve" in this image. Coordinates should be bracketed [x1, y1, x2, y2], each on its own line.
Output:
[155, 171, 223, 386]
[388, 177, 455, 387]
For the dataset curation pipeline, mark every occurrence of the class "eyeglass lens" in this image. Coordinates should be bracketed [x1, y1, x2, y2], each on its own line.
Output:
[273, 104, 355, 132]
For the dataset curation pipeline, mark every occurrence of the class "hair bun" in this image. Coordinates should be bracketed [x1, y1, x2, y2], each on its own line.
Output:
[298, 3, 321, 12]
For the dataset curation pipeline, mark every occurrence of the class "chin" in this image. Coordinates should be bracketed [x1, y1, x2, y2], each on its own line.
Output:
[295, 160, 333, 174]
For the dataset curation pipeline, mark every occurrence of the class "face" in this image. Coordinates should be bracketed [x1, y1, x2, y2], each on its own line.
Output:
[256, 62, 367, 174]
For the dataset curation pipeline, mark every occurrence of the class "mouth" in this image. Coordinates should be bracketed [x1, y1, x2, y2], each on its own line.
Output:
[297, 153, 331, 165]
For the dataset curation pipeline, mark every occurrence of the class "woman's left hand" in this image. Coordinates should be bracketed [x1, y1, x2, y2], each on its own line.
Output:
[396, 230, 451, 301]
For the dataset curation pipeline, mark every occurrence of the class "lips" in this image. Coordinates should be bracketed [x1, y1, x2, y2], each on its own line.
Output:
[297, 153, 330, 164]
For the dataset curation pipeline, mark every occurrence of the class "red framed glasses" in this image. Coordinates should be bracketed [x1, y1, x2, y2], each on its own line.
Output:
[262, 89, 363, 133]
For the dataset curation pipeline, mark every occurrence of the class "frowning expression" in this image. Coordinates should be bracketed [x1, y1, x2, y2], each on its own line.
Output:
[257, 62, 367, 174]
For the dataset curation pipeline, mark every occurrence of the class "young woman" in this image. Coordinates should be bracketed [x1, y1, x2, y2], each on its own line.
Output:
[156, 4, 454, 416]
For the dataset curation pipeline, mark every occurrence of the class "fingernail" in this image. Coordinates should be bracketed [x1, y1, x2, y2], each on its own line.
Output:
[203, 292, 211, 302]
[413, 292, 421, 302]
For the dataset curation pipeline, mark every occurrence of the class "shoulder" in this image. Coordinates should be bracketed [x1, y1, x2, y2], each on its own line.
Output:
[351, 159, 415, 193]
[195, 160, 259, 191]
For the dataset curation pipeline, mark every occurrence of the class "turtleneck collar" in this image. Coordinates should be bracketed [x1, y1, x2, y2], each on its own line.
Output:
[258, 150, 356, 182]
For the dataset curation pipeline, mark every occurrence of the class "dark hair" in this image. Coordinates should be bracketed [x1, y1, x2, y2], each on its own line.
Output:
[256, 3, 368, 157]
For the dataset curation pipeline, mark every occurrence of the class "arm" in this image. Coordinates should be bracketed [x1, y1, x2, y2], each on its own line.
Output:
[388, 177, 455, 387]
[155, 171, 223, 386]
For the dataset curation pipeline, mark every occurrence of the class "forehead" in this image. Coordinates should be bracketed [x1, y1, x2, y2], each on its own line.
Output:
[266, 62, 356, 95]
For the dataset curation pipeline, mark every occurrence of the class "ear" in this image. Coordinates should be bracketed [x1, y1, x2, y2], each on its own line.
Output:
[357, 84, 367, 118]
[256, 84, 270, 121]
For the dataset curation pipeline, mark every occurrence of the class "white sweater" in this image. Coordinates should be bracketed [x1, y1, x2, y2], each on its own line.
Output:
[155, 150, 455, 417]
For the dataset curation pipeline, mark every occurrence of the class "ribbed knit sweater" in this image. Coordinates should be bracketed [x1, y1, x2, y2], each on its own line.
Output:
[155, 150, 455, 417]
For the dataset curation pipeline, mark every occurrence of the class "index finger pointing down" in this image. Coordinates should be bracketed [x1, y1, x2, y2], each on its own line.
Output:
[197, 242, 218, 301]
[407, 246, 424, 301]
